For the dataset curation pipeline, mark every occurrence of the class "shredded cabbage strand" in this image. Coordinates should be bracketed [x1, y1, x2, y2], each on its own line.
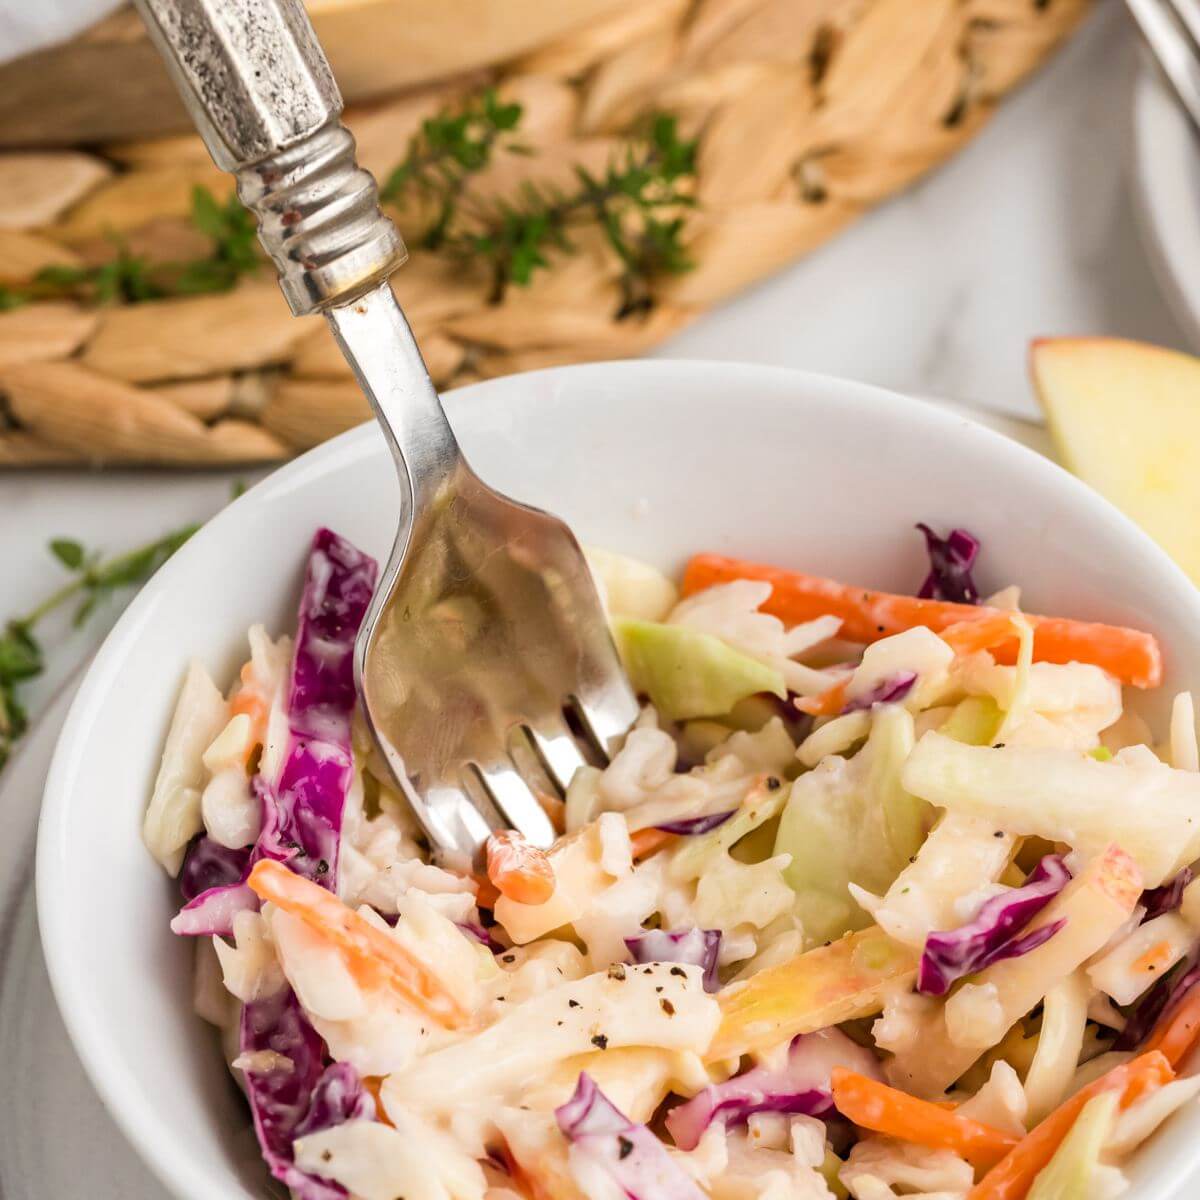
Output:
[665, 1027, 882, 1150]
[917, 855, 1072, 996]
[625, 928, 722, 992]
[555, 1073, 707, 1200]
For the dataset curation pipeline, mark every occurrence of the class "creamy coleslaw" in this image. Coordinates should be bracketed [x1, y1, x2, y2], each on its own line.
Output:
[143, 524, 1200, 1200]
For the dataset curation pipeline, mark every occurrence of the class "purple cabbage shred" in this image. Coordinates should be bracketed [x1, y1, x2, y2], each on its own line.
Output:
[917, 855, 1072, 996]
[555, 1073, 707, 1200]
[654, 811, 736, 836]
[241, 988, 372, 1200]
[179, 835, 252, 902]
[665, 1028, 883, 1150]
[916, 524, 982, 605]
[625, 927, 722, 992]
[1141, 867, 1196, 923]
[170, 528, 376, 937]
[1115, 953, 1200, 1051]
[841, 671, 917, 714]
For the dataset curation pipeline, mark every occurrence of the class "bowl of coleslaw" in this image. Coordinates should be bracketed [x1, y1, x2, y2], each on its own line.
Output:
[36, 359, 1200, 1200]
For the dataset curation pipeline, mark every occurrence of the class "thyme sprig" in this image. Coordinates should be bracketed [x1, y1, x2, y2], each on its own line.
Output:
[0, 523, 198, 769]
[381, 88, 526, 250]
[0, 186, 260, 311]
[382, 90, 697, 307]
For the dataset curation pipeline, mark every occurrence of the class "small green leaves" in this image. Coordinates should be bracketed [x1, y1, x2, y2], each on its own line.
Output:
[381, 87, 525, 210]
[0, 187, 260, 311]
[49, 539, 85, 570]
[381, 90, 697, 309]
[0, 521, 199, 770]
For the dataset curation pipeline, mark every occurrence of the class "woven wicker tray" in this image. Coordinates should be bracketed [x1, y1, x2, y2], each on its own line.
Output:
[0, 0, 1091, 467]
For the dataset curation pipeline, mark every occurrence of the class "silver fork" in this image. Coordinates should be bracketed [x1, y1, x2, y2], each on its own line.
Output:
[1128, 0, 1200, 128]
[134, 0, 639, 864]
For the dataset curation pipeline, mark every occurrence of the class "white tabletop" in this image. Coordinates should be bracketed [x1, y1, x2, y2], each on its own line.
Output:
[0, 2, 1186, 731]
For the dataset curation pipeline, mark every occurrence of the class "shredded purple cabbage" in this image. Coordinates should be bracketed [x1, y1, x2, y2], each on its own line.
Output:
[1142, 868, 1195, 923]
[625, 928, 722, 992]
[654, 811, 736, 836]
[916, 524, 981, 605]
[170, 528, 376, 937]
[841, 671, 917, 714]
[294, 1061, 377, 1140]
[917, 855, 1072, 996]
[458, 920, 504, 953]
[179, 835, 252, 902]
[665, 1028, 883, 1151]
[556, 1073, 707, 1200]
[1115, 952, 1200, 1051]
[241, 988, 371, 1200]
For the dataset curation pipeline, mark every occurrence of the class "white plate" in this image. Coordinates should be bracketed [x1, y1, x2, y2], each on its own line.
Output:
[1132, 56, 1200, 347]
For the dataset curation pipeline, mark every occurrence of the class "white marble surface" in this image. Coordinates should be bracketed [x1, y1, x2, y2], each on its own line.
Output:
[0, 1, 1188, 730]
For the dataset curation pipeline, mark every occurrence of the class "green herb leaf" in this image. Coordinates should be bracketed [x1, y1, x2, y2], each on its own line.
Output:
[2, 187, 260, 310]
[49, 539, 85, 570]
[0, 521, 200, 771]
[382, 92, 697, 308]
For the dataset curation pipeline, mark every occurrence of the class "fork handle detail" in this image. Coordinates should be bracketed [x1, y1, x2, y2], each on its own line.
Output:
[134, 0, 407, 315]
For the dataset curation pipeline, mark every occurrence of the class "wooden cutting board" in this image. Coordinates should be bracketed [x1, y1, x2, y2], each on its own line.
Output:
[0, 0, 627, 147]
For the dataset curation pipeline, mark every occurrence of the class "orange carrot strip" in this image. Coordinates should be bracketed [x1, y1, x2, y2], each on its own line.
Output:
[472, 871, 501, 910]
[968, 1051, 1174, 1200]
[247, 859, 467, 1027]
[830, 1068, 1017, 1170]
[682, 554, 1163, 689]
[363, 1077, 394, 1127]
[630, 826, 676, 860]
[796, 680, 848, 717]
[1145, 986, 1200, 1068]
[487, 830, 555, 906]
[940, 613, 1022, 656]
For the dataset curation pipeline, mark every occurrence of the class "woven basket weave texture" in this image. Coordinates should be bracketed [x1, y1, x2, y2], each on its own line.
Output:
[0, 0, 1092, 466]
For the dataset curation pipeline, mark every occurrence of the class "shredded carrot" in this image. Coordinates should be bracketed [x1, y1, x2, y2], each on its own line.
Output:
[796, 680, 848, 717]
[1145, 986, 1200, 1068]
[1132, 940, 1175, 976]
[247, 859, 467, 1027]
[968, 1051, 1174, 1200]
[940, 613, 1021, 656]
[363, 1077, 394, 1127]
[472, 871, 501, 910]
[630, 826, 676, 860]
[830, 1068, 1017, 1170]
[682, 554, 1163, 689]
[229, 662, 269, 753]
[486, 830, 555, 905]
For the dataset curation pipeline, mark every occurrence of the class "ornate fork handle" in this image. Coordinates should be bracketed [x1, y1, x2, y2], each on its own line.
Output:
[134, 0, 407, 316]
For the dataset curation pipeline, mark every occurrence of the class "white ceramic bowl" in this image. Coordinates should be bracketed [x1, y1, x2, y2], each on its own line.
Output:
[37, 360, 1200, 1198]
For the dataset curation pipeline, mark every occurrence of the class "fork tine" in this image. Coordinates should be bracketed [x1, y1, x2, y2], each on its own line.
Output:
[571, 680, 641, 762]
[468, 760, 558, 848]
[1128, 0, 1200, 129]
[526, 718, 594, 794]
[420, 781, 501, 860]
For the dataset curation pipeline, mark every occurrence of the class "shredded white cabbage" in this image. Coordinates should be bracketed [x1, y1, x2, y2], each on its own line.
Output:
[148, 553, 1200, 1200]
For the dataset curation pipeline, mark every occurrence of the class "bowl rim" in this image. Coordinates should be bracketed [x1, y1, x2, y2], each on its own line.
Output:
[35, 357, 1200, 1200]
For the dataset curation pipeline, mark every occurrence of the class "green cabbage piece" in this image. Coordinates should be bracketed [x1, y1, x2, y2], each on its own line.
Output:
[613, 617, 785, 720]
[774, 706, 930, 943]
[1027, 1091, 1118, 1200]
